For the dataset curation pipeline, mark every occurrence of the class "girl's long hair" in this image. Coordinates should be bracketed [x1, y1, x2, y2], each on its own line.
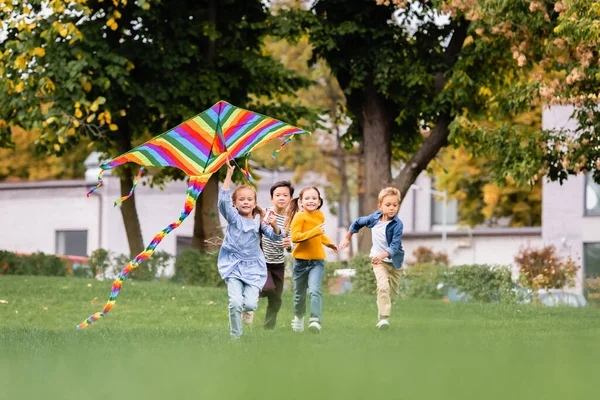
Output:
[284, 186, 323, 232]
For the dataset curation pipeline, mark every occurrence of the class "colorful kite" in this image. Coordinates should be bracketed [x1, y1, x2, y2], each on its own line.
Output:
[77, 100, 310, 329]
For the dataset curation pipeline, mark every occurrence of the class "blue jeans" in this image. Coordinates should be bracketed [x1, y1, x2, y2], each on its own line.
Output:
[292, 259, 324, 322]
[227, 278, 259, 337]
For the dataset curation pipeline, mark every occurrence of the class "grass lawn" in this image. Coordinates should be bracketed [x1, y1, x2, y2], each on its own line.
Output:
[1, 275, 599, 400]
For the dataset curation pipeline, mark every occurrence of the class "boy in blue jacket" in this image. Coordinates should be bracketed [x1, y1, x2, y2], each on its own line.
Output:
[339, 187, 404, 330]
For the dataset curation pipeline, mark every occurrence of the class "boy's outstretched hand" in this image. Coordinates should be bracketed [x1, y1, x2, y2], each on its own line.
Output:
[328, 243, 339, 253]
[338, 238, 350, 250]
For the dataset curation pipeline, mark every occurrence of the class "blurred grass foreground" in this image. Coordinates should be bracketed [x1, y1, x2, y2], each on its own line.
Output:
[1, 275, 599, 400]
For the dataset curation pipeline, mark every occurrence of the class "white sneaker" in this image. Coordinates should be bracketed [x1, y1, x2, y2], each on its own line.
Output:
[242, 311, 254, 325]
[376, 319, 389, 331]
[291, 316, 304, 332]
[308, 318, 321, 334]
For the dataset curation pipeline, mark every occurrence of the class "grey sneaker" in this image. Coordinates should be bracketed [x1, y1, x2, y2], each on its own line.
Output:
[308, 318, 321, 334]
[291, 316, 304, 332]
[376, 319, 390, 330]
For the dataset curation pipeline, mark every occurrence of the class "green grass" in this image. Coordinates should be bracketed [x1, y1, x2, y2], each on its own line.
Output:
[1, 275, 599, 400]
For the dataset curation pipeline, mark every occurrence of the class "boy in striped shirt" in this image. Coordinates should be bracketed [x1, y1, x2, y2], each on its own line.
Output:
[244, 180, 294, 329]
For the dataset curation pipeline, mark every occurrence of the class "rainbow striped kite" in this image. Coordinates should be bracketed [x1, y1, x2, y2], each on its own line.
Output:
[77, 100, 310, 329]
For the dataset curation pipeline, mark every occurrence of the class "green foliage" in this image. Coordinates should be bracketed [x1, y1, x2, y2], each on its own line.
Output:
[349, 253, 376, 295]
[0, 250, 67, 276]
[449, 264, 518, 304]
[515, 245, 580, 291]
[584, 277, 600, 306]
[173, 249, 223, 287]
[323, 261, 344, 290]
[87, 249, 111, 279]
[408, 246, 449, 267]
[400, 263, 447, 300]
[132, 251, 171, 281]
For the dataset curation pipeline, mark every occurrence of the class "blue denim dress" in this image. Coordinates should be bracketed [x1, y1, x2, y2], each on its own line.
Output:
[217, 188, 283, 290]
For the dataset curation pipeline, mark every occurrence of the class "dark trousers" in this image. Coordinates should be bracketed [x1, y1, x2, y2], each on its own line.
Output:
[260, 262, 285, 330]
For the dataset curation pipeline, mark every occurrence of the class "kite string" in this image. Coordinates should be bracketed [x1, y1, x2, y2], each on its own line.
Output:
[76, 175, 207, 330]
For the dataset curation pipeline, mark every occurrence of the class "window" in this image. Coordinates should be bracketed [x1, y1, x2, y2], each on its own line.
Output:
[584, 243, 600, 278]
[55, 230, 88, 257]
[176, 236, 192, 256]
[431, 195, 458, 226]
[585, 175, 600, 216]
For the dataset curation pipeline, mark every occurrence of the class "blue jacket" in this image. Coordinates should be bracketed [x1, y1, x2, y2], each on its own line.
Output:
[349, 211, 404, 269]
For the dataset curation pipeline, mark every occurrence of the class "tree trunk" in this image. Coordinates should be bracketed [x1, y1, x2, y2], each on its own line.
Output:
[348, 85, 394, 254]
[117, 134, 145, 257]
[191, 173, 220, 252]
[393, 111, 452, 201]
[191, 0, 219, 253]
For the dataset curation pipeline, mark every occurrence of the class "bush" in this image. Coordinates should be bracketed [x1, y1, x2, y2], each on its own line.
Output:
[323, 261, 344, 290]
[0, 250, 21, 275]
[350, 253, 376, 294]
[400, 263, 447, 300]
[87, 249, 111, 278]
[515, 245, 579, 291]
[585, 277, 600, 306]
[409, 246, 449, 267]
[449, 264, 518, 304]
[132, 251, 171, 281]
[0, 250, 67, 276]
[173, 249, 223, 287]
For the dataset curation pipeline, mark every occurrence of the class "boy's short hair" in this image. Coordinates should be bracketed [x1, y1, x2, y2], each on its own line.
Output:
[270, 180, 294, 197]
[378, 187, 401, 204]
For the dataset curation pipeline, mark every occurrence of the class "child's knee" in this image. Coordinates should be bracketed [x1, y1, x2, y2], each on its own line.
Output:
[229, 295, 243, 311]
[244, 297, 259, 312]
[308, 286, 322, 298]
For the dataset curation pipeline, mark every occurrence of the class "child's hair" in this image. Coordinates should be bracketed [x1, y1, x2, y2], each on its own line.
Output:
[270, 180, 294, 197]
[378, 187, 401, 204]
[232, 185, 264, 218]
[284, 186, 323, 231]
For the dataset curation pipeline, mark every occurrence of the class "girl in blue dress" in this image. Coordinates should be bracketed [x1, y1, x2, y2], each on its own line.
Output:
[218, 161, 283, 338]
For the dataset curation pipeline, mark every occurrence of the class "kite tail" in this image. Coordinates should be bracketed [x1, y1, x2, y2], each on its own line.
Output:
[114, 167, 144, 206]
[86, 170, 106, 197]
[272, 134, 295, 159]
[76, 175, 208, 330]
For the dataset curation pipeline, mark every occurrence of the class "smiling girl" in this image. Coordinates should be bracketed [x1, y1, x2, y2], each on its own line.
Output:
[285, 186, 338, 334]
[217, 161, 283, 338]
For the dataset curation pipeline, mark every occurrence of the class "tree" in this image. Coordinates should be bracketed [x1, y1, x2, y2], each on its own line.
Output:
[0, 0, 309, 254]
[273, 0, 600, 251]
[0, 126, 88, 181]
[433, 146, 542, 227]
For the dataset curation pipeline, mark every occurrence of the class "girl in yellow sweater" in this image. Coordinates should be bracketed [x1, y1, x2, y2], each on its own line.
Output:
[285, 186, 338, 334]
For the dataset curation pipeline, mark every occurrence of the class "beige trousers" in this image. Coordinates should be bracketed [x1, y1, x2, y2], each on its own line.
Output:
[372, 261, 402, 319]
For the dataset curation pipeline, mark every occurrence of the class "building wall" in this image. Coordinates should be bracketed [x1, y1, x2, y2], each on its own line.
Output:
[0, 182, 100, 255]
[541, 104, 597, 291]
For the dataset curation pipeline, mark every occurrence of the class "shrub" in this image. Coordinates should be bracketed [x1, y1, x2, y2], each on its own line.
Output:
[323, 261, 344, 290]
[350, 253, 376, 294]
[0, 250, 22, 275]
[400, 263, 447, 300]
[87, 249, 111, 278]
[584, 277, 600, 306]
[409, 246, 449, 267]
[0, 250, 67, 276]
[449, 264, 518, 304]
[132, 251, 171, 281]
[515, 246, 579, 291]
[173, 249, 223, 287]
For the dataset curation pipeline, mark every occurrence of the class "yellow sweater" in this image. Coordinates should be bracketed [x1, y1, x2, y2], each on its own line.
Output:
[290, 210, 332, 260]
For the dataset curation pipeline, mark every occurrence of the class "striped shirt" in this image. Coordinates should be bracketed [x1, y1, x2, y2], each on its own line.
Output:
[261, 207, 289, 263]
